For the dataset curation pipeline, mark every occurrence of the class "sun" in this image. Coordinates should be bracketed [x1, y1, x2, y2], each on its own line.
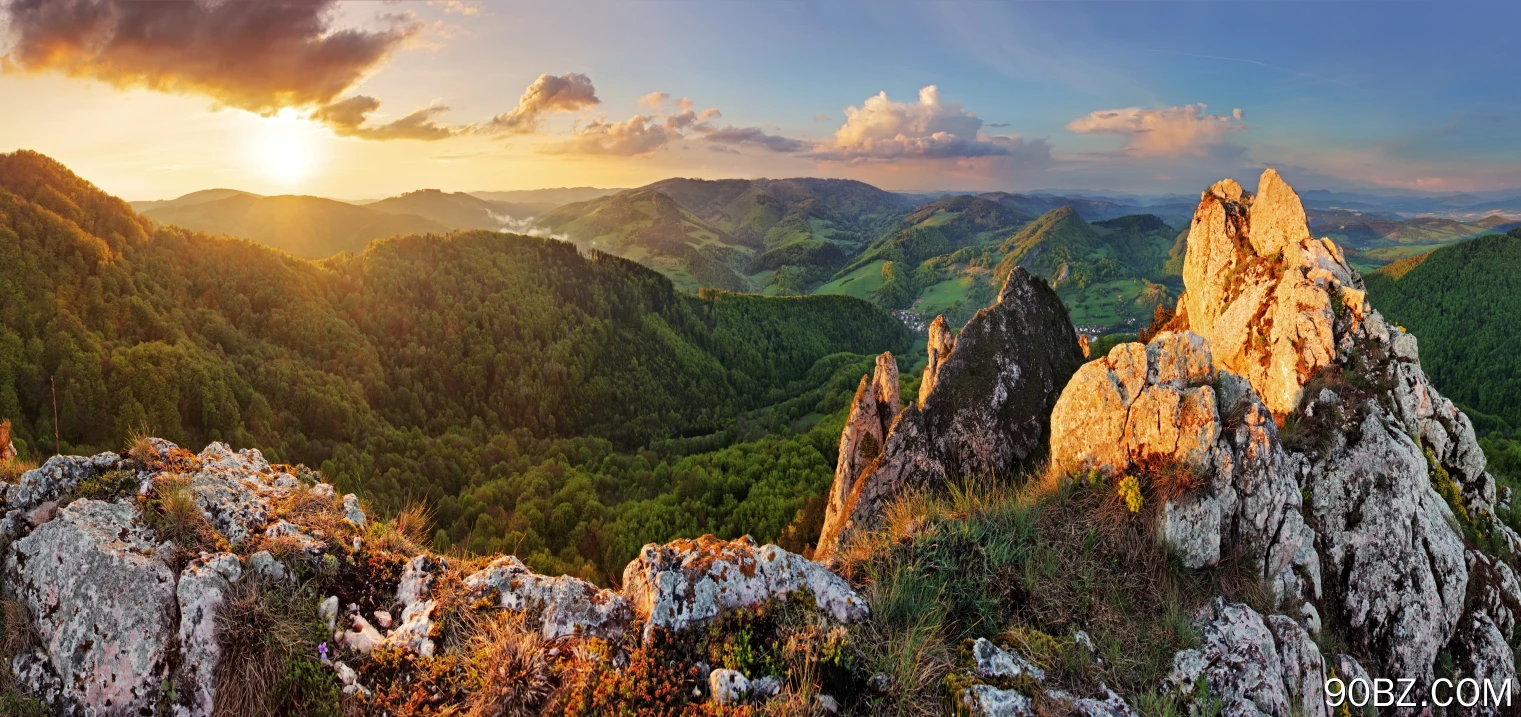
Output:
[244, 109, 323, 187]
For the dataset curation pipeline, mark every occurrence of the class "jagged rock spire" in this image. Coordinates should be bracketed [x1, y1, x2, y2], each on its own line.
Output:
[918, 315, 955, 408]
[825, 351, 900, 532]
[817, 268, 1083, 558]
[1179, 168, 1364, 417]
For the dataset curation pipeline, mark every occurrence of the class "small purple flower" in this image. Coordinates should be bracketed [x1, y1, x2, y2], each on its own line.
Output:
[318, 642, 329, 660]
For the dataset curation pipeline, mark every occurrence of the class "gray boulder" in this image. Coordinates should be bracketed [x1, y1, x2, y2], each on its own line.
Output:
[4, 499, 177, 715]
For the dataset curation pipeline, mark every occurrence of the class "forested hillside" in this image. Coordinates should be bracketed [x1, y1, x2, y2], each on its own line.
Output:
[1366, 228, 1521, 480]
[0, 150, 911, 583]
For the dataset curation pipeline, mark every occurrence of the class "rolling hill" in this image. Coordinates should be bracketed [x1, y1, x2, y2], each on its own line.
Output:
[535, 177, 915, 294]
[138, 190, 450, 258]
[0, 148, 912, 581]
[365, 188, 536, 230]
[1365, 228, 1521, 436]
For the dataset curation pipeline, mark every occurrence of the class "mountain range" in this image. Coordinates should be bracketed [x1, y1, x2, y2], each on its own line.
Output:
[125, 176, 1521, 333]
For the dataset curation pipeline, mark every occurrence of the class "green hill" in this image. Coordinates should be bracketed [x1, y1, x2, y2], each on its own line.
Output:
[366, 188, 529, 230]
[1365, 229, 1521, 436]
[140, 190, 451, 258]
[0, 149, 912, 581]
[540, 178, 913, 295]
[534, 187, 754, 291]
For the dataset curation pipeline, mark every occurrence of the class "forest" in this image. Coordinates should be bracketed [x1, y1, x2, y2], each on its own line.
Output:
[0, 150, 911, 584]
[1365, 228, 1521, 485]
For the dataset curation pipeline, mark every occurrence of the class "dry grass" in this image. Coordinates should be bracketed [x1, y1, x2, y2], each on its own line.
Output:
[0, 456, 38, 483]
[213, 579, 290, 716]
[212, 577, 338, 717]
[0, 600, 39, 691]
[124, 429, 158, 465]
[827, 464, 1273, 714]
[144, 474, 225, 567]
[363, 500, 432, 557]
[462, 613, 553, 717]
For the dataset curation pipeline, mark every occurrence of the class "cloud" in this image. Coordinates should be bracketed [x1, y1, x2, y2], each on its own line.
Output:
[704, 126, 809, 154]
[486, 72, 600, 134]
[539, 114, 680, 156]
[314, 96, 458, 141]
[432, 1, 481, 16]
[540, 95, 764, 157]
[812, 85, 1030, 162]
[813, 114, 832, 122]
[0, 0, 417, 115]
[1066, 104, 1246, 156]
[708, 145, 741, 155]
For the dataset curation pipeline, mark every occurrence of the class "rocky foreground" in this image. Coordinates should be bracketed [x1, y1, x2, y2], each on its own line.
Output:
[0, 170, 1517, 716]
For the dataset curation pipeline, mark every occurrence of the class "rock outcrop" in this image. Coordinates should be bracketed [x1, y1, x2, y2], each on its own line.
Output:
[1050, 331, 1320, 603]
[826, 352, 900, 537]
[0, 440, 868, 716]
[463, 555, 632, 641]
[817, 268, 1084, 557]
[5, 499, 178, 715]
[1053, 169, 1520, 704]
[622, 534, 868, 641]
[1178, 169, 1361, 418]
[1167, 600, 1330, 717]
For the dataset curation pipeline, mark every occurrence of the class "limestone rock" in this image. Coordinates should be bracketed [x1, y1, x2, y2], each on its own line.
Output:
[708, 668, 750, 705]
[177, 552, 243, 717]
[1050, 332, 1318, 598]
[826, 352, 900, 540]
[4, 499, 176, 714]
[463, 555, 632, 641]
[1178, 169, 1361, 417]
[961, 684, 1034, 716]
[971, 638, 1045, 682]
[622, 535, 867, 642]
[388, 555, 444, 657]
[342, 493, 366, 526]
[919, 315, 956, 408]
[1167, 600, 1329, 717]
[817, 268, 1083, 556]
[1303, 408, 1466, 687]
[1445, 611, 1518, 717]
[1, 452, 121, 539]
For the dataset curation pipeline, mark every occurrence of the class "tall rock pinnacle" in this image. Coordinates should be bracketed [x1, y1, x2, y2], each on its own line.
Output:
[816, 268, 1083, 558]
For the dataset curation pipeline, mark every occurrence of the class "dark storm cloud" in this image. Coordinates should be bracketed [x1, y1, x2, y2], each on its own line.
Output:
[1, 0, 419, 115]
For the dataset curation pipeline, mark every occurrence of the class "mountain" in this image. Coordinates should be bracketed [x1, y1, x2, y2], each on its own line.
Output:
[469, 186, 622, 207]
[0, 149, 911, 584]
[139, 190, 451, 258]
[0, 156, 1516, 717]
[365, 188, 533, 230]
[128, 188, 255, 213]
[536, 177, 914, 295]
[535, 187, 755, 291]
[1365, 228, 1521, 435]
[839, 205, 1179, 332]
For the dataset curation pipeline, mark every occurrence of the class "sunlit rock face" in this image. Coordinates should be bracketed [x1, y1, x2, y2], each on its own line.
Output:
[825, 351, 900, 543]
[1100, 169, 1519, 701]
[816, 268, 1084, 558]
[1178, 168, 1362, 419]
[1049, 331, 1320, 603]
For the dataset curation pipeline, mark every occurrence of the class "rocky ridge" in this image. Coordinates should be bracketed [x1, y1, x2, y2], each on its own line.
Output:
[817, 267, 1085, 557]
[0, 440, 868, 715]
[1047, 169, 1519, 714]
[815, 168, 1518, 716]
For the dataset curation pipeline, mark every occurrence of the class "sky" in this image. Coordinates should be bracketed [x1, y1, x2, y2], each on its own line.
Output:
[1, 0, 1519, 201]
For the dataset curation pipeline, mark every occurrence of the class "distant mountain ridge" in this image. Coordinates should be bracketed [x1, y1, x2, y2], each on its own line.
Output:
[137, 191, 451, 258]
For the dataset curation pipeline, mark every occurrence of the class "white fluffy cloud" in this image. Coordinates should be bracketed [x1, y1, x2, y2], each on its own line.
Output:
[1066, 104, 1246, 156]
[812, 85, 1046, 163]
[486, 73, 601, 134]
[538, 114, 680, 155]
